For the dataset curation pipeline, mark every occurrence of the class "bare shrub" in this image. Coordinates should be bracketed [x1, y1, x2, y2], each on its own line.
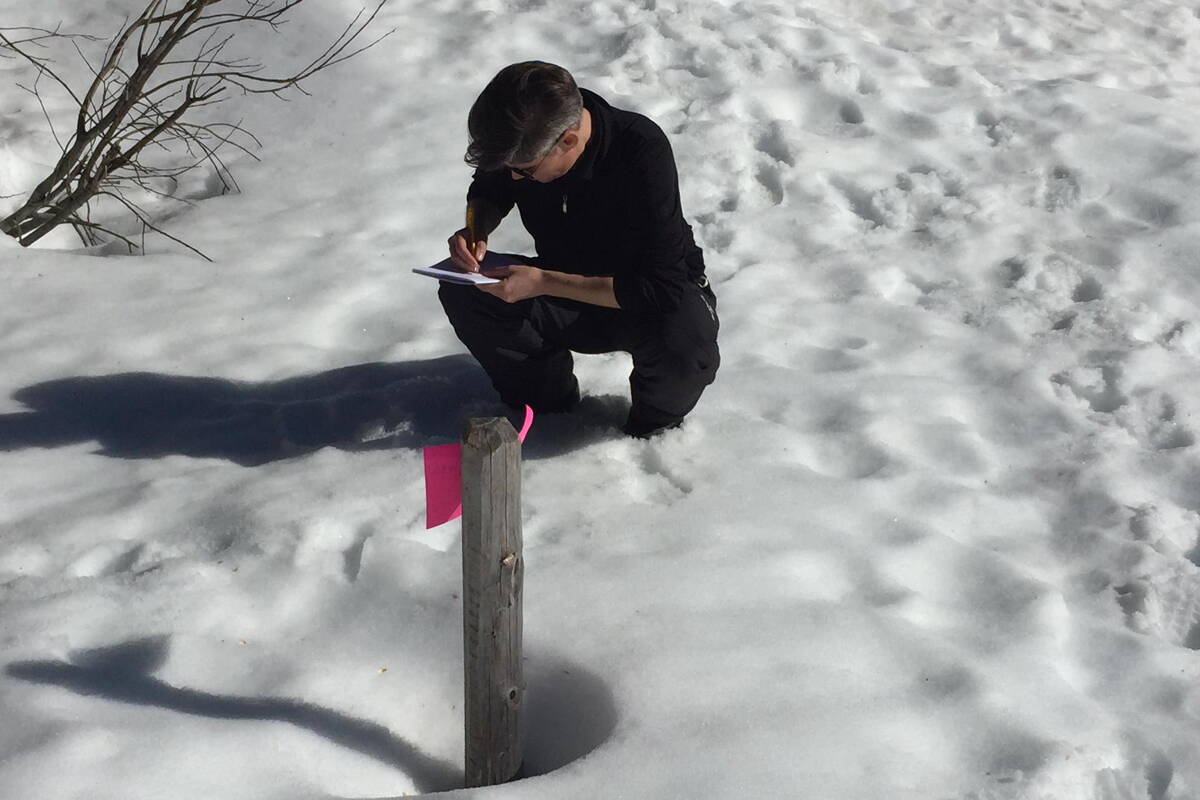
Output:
[0, 0, 391, 258]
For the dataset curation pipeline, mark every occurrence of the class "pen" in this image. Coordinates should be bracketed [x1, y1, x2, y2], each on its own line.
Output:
[464, 204, 478, 262]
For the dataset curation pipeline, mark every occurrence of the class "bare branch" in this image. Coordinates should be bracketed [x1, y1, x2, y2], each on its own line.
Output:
[99, 189, 212, 260]
[72, 217, 140, 252]
[0, 30, 85, 105]
[28, 72, 65, 150]
[2, 0, 394, 253]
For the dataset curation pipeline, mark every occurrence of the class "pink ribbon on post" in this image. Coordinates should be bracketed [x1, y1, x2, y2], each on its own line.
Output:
[423, 406, 534, 529]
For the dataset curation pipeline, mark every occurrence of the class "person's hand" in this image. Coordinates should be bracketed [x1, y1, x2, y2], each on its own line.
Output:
[448, 227, 487, 272]
[477, 264, 545, 303]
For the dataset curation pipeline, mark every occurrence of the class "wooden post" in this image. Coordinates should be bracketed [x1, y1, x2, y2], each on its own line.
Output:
[460, 417, 523, 787]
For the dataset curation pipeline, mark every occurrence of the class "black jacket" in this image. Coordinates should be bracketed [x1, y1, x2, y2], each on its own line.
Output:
[466, 88, 707, 316]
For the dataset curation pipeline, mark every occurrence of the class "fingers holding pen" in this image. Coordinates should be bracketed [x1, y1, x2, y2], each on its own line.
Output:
[447, 228, 486, 272]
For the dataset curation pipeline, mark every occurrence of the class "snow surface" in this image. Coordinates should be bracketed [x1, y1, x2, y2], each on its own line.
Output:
[4, 0, 1200, 797]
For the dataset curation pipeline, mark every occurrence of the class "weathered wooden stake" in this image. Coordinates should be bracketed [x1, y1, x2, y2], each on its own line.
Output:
[461, 417, 524, 787]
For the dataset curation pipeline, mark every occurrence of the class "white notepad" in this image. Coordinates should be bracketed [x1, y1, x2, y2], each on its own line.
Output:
[412, 254, 511, 285]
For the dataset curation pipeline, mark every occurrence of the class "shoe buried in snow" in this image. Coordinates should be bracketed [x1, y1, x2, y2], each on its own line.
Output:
[622, 406, 683, 439]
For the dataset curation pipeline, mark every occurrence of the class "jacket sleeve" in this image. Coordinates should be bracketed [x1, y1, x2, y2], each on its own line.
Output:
[611, 128, 691, 316]
[465, 167, 516, 220]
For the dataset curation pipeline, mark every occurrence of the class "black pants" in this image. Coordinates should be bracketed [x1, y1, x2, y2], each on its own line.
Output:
[438, 278, 719, 429]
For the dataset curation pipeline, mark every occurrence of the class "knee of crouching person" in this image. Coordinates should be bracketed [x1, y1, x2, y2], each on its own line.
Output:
[660, 299, 719, 376]
[691, 338, 720, 384]
[436, 280, 463, 305]
[658, 325, 720, 384]
[437, 280, 477, 316]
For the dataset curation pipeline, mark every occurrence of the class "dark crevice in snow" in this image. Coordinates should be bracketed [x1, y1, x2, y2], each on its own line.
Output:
[1147, 752, 1175, 800]
[1184, 622, 1200, 652]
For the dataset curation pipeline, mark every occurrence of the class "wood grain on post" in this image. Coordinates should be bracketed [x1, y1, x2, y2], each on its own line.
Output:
[460, 417, 523, 787]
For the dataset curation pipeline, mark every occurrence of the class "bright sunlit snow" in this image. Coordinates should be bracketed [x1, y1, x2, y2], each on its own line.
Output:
[4, 0, 1200, 798]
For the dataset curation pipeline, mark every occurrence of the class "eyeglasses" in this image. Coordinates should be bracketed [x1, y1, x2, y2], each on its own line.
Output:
[508, 150, 553, 180]
[506, 130, 567, 180]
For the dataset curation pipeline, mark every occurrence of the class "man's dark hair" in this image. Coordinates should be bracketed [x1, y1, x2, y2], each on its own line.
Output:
[465, 61, 584, 172]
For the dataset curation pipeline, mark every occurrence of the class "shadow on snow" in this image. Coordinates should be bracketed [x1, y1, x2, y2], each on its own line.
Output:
[5, 636, 461, 794]
[0, 355, 629, 466]
[6, 636, 619, 796]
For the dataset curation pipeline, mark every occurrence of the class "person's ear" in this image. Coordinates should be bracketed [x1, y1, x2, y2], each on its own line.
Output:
[560, 130, 579, 151]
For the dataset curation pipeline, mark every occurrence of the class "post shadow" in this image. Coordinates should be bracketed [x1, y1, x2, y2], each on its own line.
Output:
[7, 639, 618, 797]
[5, 636, 462, 794]
[0, 355, 628, 466]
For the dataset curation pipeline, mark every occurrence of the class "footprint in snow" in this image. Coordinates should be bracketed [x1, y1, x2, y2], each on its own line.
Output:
[975, 108, 1028, 147]
[835, 336, 869, 351]
[1118, 391, 1196, 452]
[1072, 276, 1104, 303]
[755, 164, 786, 206]
[753, 120, 797, 167]
[1056, 235, 1125, 269]
[997, 256, 1027, 288]
[789, 434, 893, 480]
[833, 166, 972, 233]
[1092, 745, 1176, 800]
[1127, 503, 1200, 562]
[893, 111, 940, 140]
[752, 120, 793, 206]
[1114, 561, 1200, 651]
[839, 100, 865, 125]
[639, 446, 693, 497]
[1111, 186, 1183, 228]
[921, 64, 963, 87]
[68, 541, 148, 578]
[1158, 320, 1200, 357]
[1051, 364, 1127, 414]
[1040, 165, 1081, 211]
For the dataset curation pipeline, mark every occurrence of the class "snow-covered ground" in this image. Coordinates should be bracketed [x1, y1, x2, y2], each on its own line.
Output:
[4, 0, 1200, 797]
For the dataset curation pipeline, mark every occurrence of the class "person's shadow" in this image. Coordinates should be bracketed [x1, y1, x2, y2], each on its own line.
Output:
[0, 355, 628, 466]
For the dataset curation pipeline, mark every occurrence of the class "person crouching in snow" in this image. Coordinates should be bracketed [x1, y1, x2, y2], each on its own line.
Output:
[440, 61, 720, 438]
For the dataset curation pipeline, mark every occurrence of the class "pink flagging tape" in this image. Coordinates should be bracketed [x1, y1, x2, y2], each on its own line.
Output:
[423, 406, 534, 529]
[423, 443, 463, 529]
[517, 403, 534, 441]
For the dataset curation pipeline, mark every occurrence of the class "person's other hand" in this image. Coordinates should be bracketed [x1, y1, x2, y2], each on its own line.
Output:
[447, 228, 487, 272]
[477, 264, 544, 303]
